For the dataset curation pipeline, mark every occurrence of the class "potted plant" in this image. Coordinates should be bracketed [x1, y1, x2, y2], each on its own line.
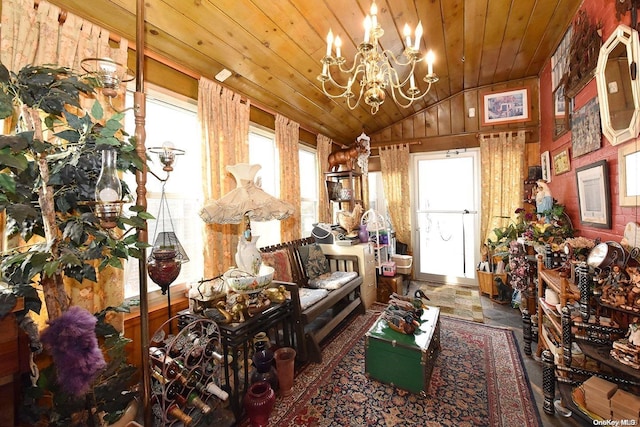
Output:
[0, 62, 150, 425]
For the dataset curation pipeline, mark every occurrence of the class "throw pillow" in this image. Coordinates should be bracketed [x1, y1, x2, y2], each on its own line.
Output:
[298, 243, 330, 280]
[261, 249, 294, 282]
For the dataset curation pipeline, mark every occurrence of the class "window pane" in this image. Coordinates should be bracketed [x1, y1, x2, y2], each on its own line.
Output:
[123, 87, 204, 298]
[248, 127, 280, 248]
[299, 148, 318, 236]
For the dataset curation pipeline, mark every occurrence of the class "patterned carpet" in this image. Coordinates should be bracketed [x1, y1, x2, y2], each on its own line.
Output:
[256, 305, 541, 427]
[412, 281, 485, 323]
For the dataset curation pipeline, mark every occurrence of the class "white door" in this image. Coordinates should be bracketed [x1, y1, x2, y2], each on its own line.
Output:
[412, 150, 480, 285]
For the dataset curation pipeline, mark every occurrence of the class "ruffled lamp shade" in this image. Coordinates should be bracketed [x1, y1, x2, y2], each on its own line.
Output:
[200, 164, 294, 224]
[199, 163, 294, 276]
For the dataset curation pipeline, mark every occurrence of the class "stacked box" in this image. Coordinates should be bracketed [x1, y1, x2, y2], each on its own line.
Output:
[365, 306, 440, 394]
[611, 389, 640, 421]
[391, 254, 412, 275]
[583, 376, 617, 419]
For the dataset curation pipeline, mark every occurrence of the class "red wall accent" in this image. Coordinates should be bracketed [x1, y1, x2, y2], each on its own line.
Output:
[539, 0, 639, 242]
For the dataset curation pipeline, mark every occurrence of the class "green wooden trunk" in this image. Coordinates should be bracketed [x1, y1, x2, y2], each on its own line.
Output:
[365, 306, 440, 395]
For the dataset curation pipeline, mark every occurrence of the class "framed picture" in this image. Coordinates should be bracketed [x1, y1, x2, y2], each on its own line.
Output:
[618, 143, 640, 206]
[572, 97, 601, 158]
[541, 151, 551, 182]
[552, 149, 571, 175]
[482, 88, 530, 125]
[575, 160, 611, 228]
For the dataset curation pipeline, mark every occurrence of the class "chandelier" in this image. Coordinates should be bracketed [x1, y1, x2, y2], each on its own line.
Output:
[317, 1, 438, 114]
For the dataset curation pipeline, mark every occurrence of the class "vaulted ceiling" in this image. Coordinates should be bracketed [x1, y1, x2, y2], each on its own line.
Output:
[47, 0, 582, 144]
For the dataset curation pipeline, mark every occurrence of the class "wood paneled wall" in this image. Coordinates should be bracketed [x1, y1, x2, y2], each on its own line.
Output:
[369, 77, 541, 153]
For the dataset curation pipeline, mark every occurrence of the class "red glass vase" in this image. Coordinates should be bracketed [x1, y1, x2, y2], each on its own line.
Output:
[148, 249, 181, 294]
[243, 381, 275, 427]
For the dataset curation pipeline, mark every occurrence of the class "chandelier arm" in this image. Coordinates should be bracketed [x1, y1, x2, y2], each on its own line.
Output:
[385, 61, 418, 89]
[335, 50, 365, 75]
[380, 48, 420, 67]
[345, 84, 366, 111]
[389, 81, 433, 107]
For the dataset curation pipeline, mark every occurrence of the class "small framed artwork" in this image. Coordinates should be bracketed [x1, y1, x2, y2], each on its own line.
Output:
[575, 160, 611, 228]
[482, 88, 530, 125]
[618, 143, 640, 206]
[553, 149, 571, 175]
[541, 151, 551, 182]
[572, 97, 601, 158]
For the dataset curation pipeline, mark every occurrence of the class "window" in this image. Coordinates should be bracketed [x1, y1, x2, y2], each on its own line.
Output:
[123, 86, 204, 298]
[248, 126, 281, 248]
[248, 126, 318, 245]
[299, 147, 318, 237]
[367, 171, 388, 215]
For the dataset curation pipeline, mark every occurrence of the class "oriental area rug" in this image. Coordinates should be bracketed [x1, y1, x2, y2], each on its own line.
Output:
[253, 306, 541, 427]
[412, 281, 485, 323]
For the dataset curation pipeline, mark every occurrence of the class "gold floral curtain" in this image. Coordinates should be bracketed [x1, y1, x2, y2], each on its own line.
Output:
[198, 77, 250, 278]
[275, 114, 301, 242]
[479, 131, 526, 248]
[1, 0, 129, 323]
[379, 144, 411, 253]
[316, 134, 332, 223]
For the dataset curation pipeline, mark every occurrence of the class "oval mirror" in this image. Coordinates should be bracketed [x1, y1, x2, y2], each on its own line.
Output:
[595, 24, 640, 146]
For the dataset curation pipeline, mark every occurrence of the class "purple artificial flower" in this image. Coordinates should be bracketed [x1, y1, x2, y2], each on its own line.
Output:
[40, 306, 106, 397]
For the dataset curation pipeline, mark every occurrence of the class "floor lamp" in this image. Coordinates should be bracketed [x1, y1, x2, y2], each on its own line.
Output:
[132, 0, 152, 425]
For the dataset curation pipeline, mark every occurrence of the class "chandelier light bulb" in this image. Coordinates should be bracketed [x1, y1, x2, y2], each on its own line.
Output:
[403, 24, 412, 47]
[335, 36, 342, 58]
[326, 30, 334, 56]
[414, 21, 423, 51]
[370, 1, 378, 28]
[364, 16, 372, 43]
[426, 50, 435, 76]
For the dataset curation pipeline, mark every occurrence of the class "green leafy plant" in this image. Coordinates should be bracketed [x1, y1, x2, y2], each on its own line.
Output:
[0, 63, 151, 320]
[0, 62, 152, 424]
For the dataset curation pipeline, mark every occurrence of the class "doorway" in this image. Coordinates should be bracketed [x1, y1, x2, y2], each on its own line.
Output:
[412, 150, 480, 285]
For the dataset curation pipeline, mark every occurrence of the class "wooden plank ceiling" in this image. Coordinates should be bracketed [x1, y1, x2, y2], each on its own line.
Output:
[46, 0, 582, 144]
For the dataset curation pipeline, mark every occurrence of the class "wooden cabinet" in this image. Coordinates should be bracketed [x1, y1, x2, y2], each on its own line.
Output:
[320, 243, 377, 309]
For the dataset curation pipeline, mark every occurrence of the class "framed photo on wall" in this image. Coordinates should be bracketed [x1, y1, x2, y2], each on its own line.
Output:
[482, 88, 530, 125]
[575, 160, 611, 228]
[541, 151, 551, 182]
[552, 149, 571, 175]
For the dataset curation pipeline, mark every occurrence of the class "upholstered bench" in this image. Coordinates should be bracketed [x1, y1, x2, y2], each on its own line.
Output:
[261, 237, 365, 363]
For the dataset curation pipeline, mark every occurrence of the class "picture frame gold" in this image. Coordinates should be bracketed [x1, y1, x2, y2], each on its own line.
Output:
[553, 149, 571, 175]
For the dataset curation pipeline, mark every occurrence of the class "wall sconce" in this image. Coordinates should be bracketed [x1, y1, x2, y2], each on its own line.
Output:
[81, 57, 133, 98]
[95, 148, 123, 229]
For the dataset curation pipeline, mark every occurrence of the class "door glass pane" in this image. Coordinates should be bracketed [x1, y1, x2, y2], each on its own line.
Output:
[414, 152, 478, 283]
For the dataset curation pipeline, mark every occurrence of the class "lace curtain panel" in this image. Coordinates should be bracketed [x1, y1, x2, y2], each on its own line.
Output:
[316, 134, 333, 224]
[198, 77, 250, 277]
[379, 144, 412, 253]
[275, 114, 301, 242]
[479, 131, 526, 248]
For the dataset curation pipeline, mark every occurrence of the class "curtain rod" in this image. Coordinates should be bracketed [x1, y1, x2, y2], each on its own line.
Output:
[371, 140, 422, 149]
[477, 129, 534, 138]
